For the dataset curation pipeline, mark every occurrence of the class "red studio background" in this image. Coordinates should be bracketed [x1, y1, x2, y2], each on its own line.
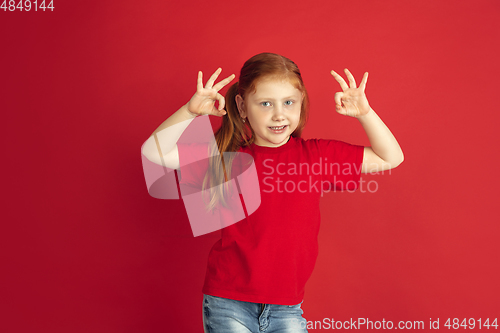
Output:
[1, 0, 499, 332]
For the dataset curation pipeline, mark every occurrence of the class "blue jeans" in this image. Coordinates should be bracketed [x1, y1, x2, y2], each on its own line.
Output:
[202, 294, 309, 333]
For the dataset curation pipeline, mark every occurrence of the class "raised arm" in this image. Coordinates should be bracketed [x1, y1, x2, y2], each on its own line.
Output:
[330, 69, 404, 173]
[141, 68, 235, 169]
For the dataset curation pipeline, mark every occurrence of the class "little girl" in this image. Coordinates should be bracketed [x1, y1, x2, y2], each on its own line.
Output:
[141, 53, 403, 333]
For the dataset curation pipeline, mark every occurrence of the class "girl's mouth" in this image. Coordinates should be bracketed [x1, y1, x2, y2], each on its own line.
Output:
[268, 125, 288, 134]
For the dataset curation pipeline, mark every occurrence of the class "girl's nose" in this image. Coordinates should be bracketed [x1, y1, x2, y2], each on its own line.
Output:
[272, 105, 285, 121]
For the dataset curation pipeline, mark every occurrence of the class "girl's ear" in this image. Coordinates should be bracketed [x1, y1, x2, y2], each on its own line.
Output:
[235, 94, 246, 119]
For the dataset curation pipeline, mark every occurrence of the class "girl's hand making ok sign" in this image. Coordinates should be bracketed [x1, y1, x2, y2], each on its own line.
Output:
[330, 68, 371, 118]
[186, 68, 235, 117]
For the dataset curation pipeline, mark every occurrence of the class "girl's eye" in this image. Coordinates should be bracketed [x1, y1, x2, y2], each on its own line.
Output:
[261, 102, 271, 107]
[284, 100, 294, 106]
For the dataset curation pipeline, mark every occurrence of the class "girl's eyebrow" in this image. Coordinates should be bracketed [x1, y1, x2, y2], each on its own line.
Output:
[253, 95, 298, 100]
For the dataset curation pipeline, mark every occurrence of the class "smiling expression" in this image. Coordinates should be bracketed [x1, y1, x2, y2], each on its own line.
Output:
[236, 78, 303, 148]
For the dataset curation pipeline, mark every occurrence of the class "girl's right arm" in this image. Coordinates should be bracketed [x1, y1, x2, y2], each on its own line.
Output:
[141, 68, 235, 169]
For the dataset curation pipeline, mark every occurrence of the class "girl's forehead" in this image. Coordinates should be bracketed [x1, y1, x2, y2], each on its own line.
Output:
[250, 78, 301, 98]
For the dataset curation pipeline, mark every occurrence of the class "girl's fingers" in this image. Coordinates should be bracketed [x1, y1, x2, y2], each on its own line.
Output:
[213, 74, 236, 92]
[197, 71, 203, 91]
[334, 92, 343, 107]
[216, 92, 225, 111]
[205, 67, 222, 89]
[331, 70, 349, 91]
[359, 72, 369, 91]
[344, 68, 357, 88]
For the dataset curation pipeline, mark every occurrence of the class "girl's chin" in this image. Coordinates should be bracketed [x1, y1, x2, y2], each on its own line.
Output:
[255, 135, 290, 147]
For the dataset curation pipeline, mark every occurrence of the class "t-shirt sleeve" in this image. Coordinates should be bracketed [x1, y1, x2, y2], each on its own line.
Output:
[176, 142, 210, 189]
[317, 139, 364, 191]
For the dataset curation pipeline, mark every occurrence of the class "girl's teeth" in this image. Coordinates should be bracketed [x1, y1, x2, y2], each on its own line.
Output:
[270, 125, 286, 130]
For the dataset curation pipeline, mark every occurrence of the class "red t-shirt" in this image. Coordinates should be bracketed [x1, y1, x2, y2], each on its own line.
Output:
[177, 136, 364, 305]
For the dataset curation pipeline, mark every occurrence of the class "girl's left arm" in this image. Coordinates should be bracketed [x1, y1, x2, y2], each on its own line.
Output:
[331, 69, 404, 174]
[356, 108, 404, 173]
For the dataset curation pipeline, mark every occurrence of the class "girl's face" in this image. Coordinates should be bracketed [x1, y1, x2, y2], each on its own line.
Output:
[236, 78, 303, 148]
